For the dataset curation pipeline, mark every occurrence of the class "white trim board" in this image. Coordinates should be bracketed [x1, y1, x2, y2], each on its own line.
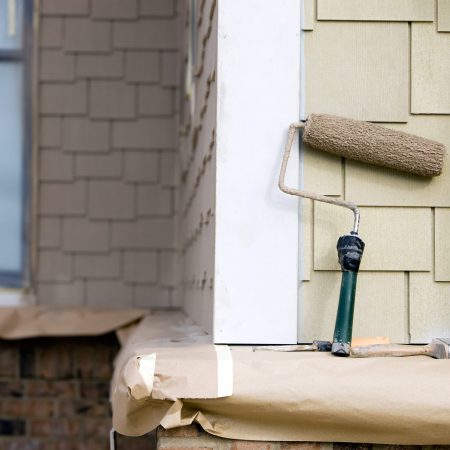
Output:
[214, 0, 301, 344]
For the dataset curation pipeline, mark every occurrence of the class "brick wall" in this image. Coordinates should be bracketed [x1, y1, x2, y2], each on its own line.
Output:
[37, 0, 181, 309]
[0, 334, 155, 449]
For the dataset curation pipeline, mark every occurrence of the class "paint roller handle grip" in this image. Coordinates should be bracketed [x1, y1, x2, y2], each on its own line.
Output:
[332, 271, 358, 357]
[332, 234, 365, 357]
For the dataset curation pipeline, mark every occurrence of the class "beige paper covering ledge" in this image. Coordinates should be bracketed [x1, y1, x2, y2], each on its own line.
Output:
[0, 306, 147, 339]
[112, 311, 450, 445]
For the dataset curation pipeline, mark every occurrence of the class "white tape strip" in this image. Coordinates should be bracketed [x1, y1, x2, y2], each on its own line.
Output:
[8, 0, 16, 37]
[215, 345, 233, 397]
[109, 428, 116, 450]
[138, 353, 157, 395]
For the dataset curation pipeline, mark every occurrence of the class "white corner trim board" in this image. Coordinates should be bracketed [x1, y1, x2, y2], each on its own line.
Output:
[214, 0, 301, 344]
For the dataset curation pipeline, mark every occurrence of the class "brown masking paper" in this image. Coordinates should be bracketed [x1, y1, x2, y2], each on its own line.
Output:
[0, 306, 147, 339]
[112, 311, 450, 445]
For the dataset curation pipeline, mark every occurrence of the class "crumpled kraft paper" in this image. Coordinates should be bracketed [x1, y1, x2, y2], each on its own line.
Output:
[0, 306, 147, 339]
[111, 311, 450, 444]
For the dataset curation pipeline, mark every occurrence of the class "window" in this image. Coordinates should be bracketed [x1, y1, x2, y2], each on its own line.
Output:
[0, 0, 32, 287]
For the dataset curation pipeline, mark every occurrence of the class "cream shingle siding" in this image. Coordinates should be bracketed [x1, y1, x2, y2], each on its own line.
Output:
[313, 204, 432, 272]
[302, 1, 450, 343]
[434, 209, 450, 282]
[438, 0, 450, 31]
[304, 21, 409, 122]
[301, 271, 407, 343]
[410, 273, 450, 342]
[411, 24, 450, 114]
[302, 0, 315, 30]
[300, 199, 313, 281]
[303, 147, 342, 196]
[317, 0, 435, 22]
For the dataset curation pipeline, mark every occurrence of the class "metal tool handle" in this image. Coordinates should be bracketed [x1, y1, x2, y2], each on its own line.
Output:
[278, 122, 361, 234]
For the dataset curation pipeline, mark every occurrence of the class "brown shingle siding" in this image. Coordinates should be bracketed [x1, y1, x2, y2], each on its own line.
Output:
[138, 85, 174, 116]
[64, 19, 111, 53]
[40, 82, 88, 115]
[91, 0, 138, 20]
[76, 52, 124, 79]
[39, 117, 62, 148]
[37, 281, 84, 307]
[39, 150, 74, 182]
[112, 118, 176, 149]
[89, 80, 136, 119]
[113, 20, 178, 49]
[40, 50, 75, 81]
[75, 152, 122, 179]
[88, 180, 135, 220]
[37, 0, 180, 309]
[139, 0, 175, 18]
[62, 118, 110, 153]
[39, 18, 63, 48]
[62, 218, 109, 253]
[40, 182, 87, 216]
[124, 152, 159, 183]
[123, 251, 158, 283]
[125, 51, 160, 82]
[111, 218, 176, 249]
[41, 0, 90, 16]
[73, 252, 121, 279]
[37, 250, 72, 282]
[85, 280, 133, 307]
[137, 185, 172, 216]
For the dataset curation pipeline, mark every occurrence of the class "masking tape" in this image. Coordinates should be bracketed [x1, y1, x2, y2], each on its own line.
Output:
[109, 428, 116, 450]
[215, 345, 233, 397]
[138, 353, 157, 395]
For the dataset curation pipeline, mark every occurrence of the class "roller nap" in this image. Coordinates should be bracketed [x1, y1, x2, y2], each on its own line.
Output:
[303, 114, 446, 177]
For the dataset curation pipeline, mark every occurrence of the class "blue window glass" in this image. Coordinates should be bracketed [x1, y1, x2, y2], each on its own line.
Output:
[0, 62, 23, 274]
[0, 0, 31, 287]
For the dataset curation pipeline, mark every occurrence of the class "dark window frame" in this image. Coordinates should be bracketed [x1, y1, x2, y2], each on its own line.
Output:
[0, 0, 33, 288]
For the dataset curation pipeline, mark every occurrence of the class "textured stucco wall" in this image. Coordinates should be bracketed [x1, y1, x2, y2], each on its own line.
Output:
[37, 0, 181, 308]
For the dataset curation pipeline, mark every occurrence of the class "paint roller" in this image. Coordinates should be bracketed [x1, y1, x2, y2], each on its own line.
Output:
[279, 114, 446, 357]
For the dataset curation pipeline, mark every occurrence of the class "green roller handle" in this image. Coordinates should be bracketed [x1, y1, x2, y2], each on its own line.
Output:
[332, 271, 358, 356]
[331, 233, 364, 357]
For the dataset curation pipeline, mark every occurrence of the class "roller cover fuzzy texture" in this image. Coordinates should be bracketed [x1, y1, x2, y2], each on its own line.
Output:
[303, 114, 446, 177]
